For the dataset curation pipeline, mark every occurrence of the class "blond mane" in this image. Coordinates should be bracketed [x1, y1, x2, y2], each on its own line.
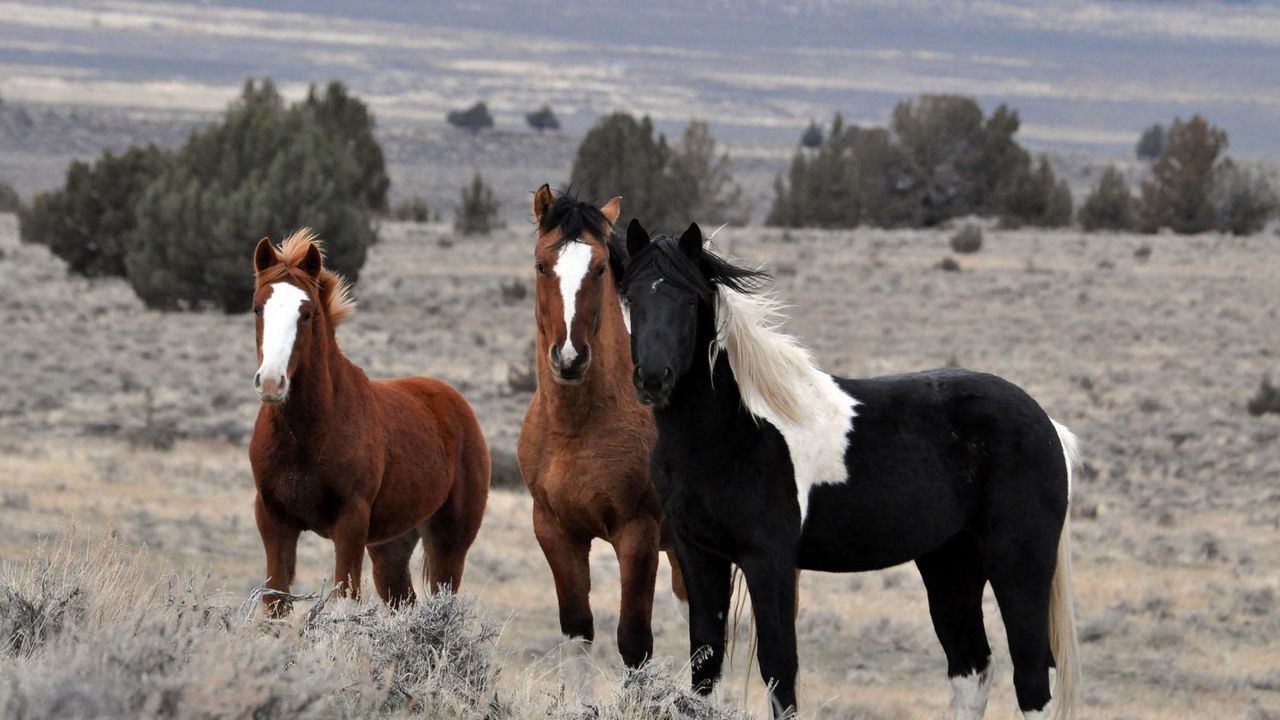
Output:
[710, 285, 835, 427]
[256, 228, 356, 326]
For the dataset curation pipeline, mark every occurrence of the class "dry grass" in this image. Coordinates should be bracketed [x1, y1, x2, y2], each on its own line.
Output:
[0, 533, 754, 720]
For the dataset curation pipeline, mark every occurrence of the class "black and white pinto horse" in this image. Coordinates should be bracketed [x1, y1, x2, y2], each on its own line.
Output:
[618, 221, 1081, 720]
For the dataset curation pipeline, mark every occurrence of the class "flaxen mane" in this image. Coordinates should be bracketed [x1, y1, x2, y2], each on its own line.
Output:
[254, 228, 356, 326]
[711, 286, 831, 427]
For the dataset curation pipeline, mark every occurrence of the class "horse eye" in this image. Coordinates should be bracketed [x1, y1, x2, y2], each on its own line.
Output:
[686, 298, 696, 307]
[595, 265, 606, 277]
[300, 311, 312, 322]
[535, 262, 547, 275]
[253, 306, 262, 316]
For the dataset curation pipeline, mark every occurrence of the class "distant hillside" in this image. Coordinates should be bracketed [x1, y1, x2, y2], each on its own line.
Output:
[0, 0, 1278, 158]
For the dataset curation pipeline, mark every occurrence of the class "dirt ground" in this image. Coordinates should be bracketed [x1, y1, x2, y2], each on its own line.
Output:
[1, 213, 1277, 719]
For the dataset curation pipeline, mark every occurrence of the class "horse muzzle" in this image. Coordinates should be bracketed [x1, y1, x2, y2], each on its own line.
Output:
[633, 366, 674, 407]
[255, 370, 290, 404]
[549, 344, 591, 385]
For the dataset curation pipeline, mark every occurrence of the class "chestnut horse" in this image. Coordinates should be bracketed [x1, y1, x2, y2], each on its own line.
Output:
[517, 187, 686, 668]
[249, 229, 489, 615]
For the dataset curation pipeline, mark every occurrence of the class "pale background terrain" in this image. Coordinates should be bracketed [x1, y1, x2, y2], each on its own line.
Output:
[1, 215, 1277, 718]
[1, 1, 1279, 718]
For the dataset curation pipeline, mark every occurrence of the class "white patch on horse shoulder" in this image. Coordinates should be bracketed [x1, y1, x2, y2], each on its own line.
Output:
[258, 282, 308, 382]
[555, 241, 593, 363]
[781, 373, 858, 527]
[950, 661, 993, 720]
[713, 287, 858, 527]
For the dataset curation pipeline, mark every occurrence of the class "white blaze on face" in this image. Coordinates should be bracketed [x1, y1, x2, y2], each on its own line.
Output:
[257, 282, 308, 394]
[554, 241, 593, 364]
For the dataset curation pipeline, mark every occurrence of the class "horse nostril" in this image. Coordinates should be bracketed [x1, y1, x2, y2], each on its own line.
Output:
[633, 366, 669, 391]
[254, 372, 262, 388]
[549, 344, 561, 366]
[277, 376, 286, 389]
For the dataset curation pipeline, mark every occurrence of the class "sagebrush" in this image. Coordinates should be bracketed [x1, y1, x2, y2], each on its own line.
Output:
[0, 534, 756, 719]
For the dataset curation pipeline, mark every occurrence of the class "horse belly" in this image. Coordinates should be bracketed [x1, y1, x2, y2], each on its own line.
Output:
[367, 458, 452, 543]
[796, 479, 968, 572]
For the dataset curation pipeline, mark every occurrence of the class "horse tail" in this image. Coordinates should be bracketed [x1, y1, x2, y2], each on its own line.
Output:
[725, 566, 758, 705]
[1049, 420, 1082, 720]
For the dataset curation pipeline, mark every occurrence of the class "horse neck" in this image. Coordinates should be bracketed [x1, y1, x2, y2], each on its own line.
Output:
[270, 315, 363, 444]
[653, 305, 746, 436]
[536, 282, 637, 427]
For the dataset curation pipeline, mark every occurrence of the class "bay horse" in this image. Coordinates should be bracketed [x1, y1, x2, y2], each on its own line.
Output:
[517, 186, 687, 669]
[619, 221, 1081, 720]
[249, 229, 489, 616]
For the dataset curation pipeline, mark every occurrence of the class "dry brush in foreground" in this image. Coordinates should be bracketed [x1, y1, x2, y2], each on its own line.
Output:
[0, 534, 748, 720]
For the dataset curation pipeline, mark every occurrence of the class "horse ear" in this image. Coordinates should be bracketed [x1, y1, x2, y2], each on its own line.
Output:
[299, 241, 323, 279]
[253, 237, 278, 274]
[626, 218, 650, 257]
[532, 184, 555, 225]
[600, 196, 622, 225]
[678, 222, 703, 259]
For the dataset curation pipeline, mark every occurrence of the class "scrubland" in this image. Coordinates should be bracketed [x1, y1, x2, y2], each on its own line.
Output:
[1, 215, 1278, 718]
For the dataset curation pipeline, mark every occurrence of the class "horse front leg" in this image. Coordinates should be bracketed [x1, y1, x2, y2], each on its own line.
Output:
[672, 537, 733, 696]
[329, 501, 371, 601]
[739, 551, 800, 719]
[613, 520, 660, 668]
[255, 494, 300, 618]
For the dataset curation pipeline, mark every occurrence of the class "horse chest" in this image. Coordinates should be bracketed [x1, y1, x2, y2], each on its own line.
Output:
[653, 451, 790, 557]
[259, 470, 348, 534]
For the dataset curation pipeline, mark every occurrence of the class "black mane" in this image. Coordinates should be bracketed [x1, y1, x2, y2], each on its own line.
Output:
[623, 235, 770, 300]
[538, 193, 612, 249]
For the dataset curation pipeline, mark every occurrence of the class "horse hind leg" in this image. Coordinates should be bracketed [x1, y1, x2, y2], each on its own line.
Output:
[368, 530, 419, 608]
[916, 533, 993, 720]
[983, 520, 1059, 718]
[421, 447, 489, 594]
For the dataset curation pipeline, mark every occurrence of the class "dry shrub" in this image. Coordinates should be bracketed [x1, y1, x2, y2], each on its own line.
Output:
[391, 197, 433, 223]
[3, 534, 762, 719]
[0, 534, 503, 720]
[949, 225, 982, 254]
[507, 341, 537, 394]
[548, 656, 752, 720]
[489, 448, 525, 491]
[1247, 376, 1280, 416]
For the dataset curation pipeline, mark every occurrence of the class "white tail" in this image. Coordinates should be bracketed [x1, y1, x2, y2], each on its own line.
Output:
[1049, 420, 1082, 720]
[725, 566, 758, 706]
